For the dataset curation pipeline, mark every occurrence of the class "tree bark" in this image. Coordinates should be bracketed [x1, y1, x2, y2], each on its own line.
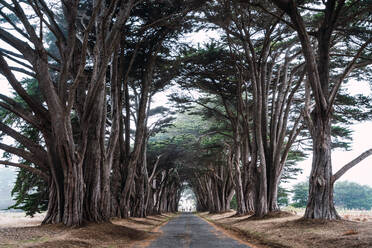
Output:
[304, 111, 340, 219]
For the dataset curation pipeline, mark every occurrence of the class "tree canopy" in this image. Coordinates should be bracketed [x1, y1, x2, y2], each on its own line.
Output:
[0, 0, 371, 226]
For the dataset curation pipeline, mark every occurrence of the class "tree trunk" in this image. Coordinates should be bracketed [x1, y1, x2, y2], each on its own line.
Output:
[304, 112, 340, 219]
[226, 189, 235, 211]
[232, 141, 247, 215]
[63, 158, 84, 226]
[268, 173, 280, 212]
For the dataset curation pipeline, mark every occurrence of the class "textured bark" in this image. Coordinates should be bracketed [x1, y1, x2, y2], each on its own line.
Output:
[233, 142, 248, 215]
[304, 112, 340, 219]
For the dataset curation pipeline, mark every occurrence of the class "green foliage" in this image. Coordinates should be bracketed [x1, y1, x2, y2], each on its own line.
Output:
[9, 167, 48, 216]
[278, 185, 290, 207]
[0, 79, 48, 216]
[230, 194, 237, 210]
[291, 180, 372, 210]
[291, 181, 309, 208]
[334, 181, 372, 210]
[281, 150, 306, 183]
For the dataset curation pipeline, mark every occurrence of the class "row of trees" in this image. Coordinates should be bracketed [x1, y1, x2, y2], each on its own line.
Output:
[0, 0, 371, 227]
[0, 0, 205, 226]
[171, 0, 372, 219]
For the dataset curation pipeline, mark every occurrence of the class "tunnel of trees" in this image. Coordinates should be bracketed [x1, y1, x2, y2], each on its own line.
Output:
[0, 0, 371, 226]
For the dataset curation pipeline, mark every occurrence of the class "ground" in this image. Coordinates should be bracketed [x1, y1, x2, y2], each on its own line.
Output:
[1, 210, 372, 248]
[199, 208, 372, 248]
[0, 211, 175, 248]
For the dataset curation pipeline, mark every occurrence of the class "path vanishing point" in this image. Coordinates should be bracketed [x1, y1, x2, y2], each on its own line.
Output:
[135, 213, 251, 248]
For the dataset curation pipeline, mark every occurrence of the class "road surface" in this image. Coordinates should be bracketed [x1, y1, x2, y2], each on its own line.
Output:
[142, 213, 250, 248]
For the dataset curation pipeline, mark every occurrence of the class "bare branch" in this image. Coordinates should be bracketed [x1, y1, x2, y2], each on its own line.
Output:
[0, 160, 49, 181]
[149, 154, 163, 183]
[35, 0, 66, 44]
[0, 142, 45, 166]
[8, 66, 35, 77]
[253, 3, 296, 31]
[10, 0, 43, 47]
[0, 94, 44, 131]
[332, 148, 372, 183]
[0, 7, 30, 40]
[328, 37, 372, 112]
[0, 48, 33, 71]
[0, 121, 47, 161]
[0, 28, 35, 60]
[0, 54, 50, 121]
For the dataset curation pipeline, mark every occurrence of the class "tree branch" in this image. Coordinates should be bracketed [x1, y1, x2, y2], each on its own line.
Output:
[328, 37, 372, 112]
[0, 160, 49, 181]
[149, 154, 163, 183]
[0, 94, 44, 131]
[0, 54, 50, 122]
[0, 122, 47, 161]
[0, 142, 45, 167]
[332, 148, 372, 183]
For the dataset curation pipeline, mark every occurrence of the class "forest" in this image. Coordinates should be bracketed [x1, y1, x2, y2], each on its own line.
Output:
[0, 1, 371, 245]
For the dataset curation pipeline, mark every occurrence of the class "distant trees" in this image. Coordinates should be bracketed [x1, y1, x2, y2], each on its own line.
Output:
[334, 182, 372, 210]
[292, 181, 372, 210]
[291, 181, 309, 208]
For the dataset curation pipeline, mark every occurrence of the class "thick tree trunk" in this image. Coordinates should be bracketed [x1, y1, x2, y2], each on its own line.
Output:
[83, 133, 102, 222]
[63, 159, 84, 226]
[43, 137, 64, 224]
[232, 142, 247, 215]
[268, 176, 280, 212]
[120, 157, 137, 218]
[241, 138, 257, 213]
[304, 113, 340, 219]
[50, 119, 85, 226]
[132, 162, 146, 217]
[255, 174, 268, 217]
[43, 180, 62, 224]
[226, 189, 235, 211]
[267, 163, 281, 212]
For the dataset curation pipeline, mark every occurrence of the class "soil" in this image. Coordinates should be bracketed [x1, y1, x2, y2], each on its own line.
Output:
[200, 211, 372, 248]
[0, 213, 176, 248]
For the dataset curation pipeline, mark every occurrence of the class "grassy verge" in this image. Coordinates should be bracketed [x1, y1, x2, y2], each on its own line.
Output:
[198, 212, 289, 248]
[198, 210, 372, 248]
[0, 212, 178, 248]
